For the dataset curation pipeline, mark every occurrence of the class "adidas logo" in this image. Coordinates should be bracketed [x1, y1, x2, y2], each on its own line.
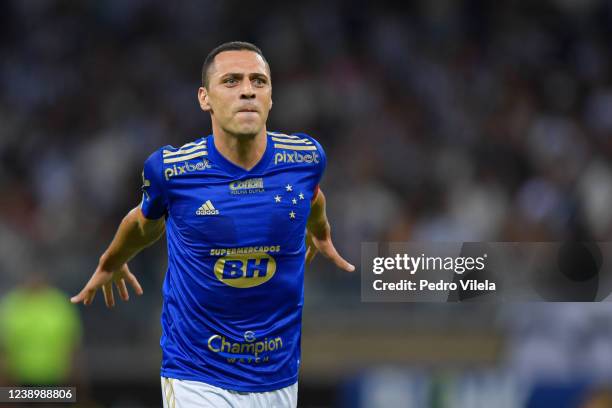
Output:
[196, 200, 219, 216]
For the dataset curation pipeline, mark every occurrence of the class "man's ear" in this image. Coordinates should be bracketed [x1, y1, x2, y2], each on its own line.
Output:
[198, 87, 212, 112]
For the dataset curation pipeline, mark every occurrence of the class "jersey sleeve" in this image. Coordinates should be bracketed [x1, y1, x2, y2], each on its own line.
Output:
[140, 149, 168, 219]
[293, 132, 327, 186]
[313, 137, 327, 186]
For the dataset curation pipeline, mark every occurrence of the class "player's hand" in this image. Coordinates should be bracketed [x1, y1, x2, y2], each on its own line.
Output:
[305, 229, 355, 272]
[70, 263, 143, 308]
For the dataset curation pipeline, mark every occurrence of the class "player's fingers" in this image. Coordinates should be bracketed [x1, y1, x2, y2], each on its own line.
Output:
[306, 246, 318, 264]
[120, 263, 131, 275]
[125, 272, 144, 296]
[116, 278, 129, 301]
[319, 242, 355, 272]
[71, 286, 96, 305]
[102, 282, 115, 308]
[86, 289, 97, 305]
[83, 287, 99, 305]
[70, 290, 86, 304]
[331, 253, 355, 272]
[72, 268, 114, 305]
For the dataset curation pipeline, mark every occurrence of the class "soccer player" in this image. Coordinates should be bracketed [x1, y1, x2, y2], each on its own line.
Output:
[71, 41, 354, 408]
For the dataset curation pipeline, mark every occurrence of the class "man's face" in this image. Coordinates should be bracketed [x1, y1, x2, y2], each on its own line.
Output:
[199, 50, 272, 137]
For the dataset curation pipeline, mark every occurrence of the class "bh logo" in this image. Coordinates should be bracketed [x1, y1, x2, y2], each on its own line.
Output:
[214, 253, 277, 288]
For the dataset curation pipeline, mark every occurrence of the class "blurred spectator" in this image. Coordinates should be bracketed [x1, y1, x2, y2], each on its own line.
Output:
[0, 271, 82, 386]
[581, 388, 612, 408]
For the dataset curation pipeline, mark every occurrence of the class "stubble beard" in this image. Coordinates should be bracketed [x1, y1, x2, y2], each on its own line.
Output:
[227, 124, 259, 139]
[224, 116, 263, 139]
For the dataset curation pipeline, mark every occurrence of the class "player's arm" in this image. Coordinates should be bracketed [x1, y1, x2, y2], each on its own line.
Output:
[305, 189, 355, 272]
[70, 207, 165, 308]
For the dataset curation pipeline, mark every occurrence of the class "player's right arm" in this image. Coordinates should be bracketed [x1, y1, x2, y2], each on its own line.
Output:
[71, 149, 168, 308]
[70, 207, 165, 307]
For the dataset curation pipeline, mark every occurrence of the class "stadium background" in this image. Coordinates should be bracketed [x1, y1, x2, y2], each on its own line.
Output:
[1, 0, 612, 406]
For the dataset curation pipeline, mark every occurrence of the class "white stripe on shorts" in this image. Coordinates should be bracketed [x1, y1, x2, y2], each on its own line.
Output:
[161, 376, 298, 408]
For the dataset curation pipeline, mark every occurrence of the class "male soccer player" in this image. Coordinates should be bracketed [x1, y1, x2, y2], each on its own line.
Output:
[71, 41, 354, 408]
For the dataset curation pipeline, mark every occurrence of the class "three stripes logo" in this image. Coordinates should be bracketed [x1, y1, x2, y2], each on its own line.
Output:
[163, 139, 208, 164]
[196, 200, 219, 216]
[269, 131, 317, 151]
[270, 132, 320, 165]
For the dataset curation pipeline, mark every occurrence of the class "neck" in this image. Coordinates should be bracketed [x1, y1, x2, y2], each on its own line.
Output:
[212, 125, 267, 171]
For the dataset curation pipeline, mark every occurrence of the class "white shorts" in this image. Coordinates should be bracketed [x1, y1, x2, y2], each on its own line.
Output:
[161, 376, 298, 408]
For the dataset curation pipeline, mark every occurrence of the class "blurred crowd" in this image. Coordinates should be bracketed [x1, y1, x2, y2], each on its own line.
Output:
[1, 0, 612, 406]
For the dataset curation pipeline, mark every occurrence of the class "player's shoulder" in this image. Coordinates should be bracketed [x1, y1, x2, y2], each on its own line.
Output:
[269, 131, 323, 148]
[143, 136, 210, 181]
[269, 131, 325, 167]
[144, 136, 208, 163]
[159, 136, 209, 164]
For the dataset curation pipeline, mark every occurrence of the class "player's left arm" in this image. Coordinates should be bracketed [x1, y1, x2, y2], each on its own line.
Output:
[305, 188, 354, 272]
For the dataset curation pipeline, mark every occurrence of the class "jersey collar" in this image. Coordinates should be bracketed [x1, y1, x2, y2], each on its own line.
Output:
[207, 132, 274, 178]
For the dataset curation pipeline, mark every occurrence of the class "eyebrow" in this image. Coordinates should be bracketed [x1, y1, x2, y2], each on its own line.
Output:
[221, 72, 269, 78]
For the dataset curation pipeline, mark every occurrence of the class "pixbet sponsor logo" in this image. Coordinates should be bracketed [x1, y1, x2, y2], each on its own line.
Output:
[274, 151, 320, 165]
[164, 159, 211, 180]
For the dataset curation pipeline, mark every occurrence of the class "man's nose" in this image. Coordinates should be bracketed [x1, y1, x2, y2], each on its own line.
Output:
[240, 81, 255, 99]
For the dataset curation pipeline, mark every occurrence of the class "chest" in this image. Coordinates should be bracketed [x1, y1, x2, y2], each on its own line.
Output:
[166, 171, 316, 248]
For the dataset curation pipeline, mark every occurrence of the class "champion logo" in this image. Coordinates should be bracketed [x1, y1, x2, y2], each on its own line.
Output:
[196, 200, 219, 216]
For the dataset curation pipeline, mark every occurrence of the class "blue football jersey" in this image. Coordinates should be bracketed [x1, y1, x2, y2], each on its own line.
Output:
[140, 131, 326, 392]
